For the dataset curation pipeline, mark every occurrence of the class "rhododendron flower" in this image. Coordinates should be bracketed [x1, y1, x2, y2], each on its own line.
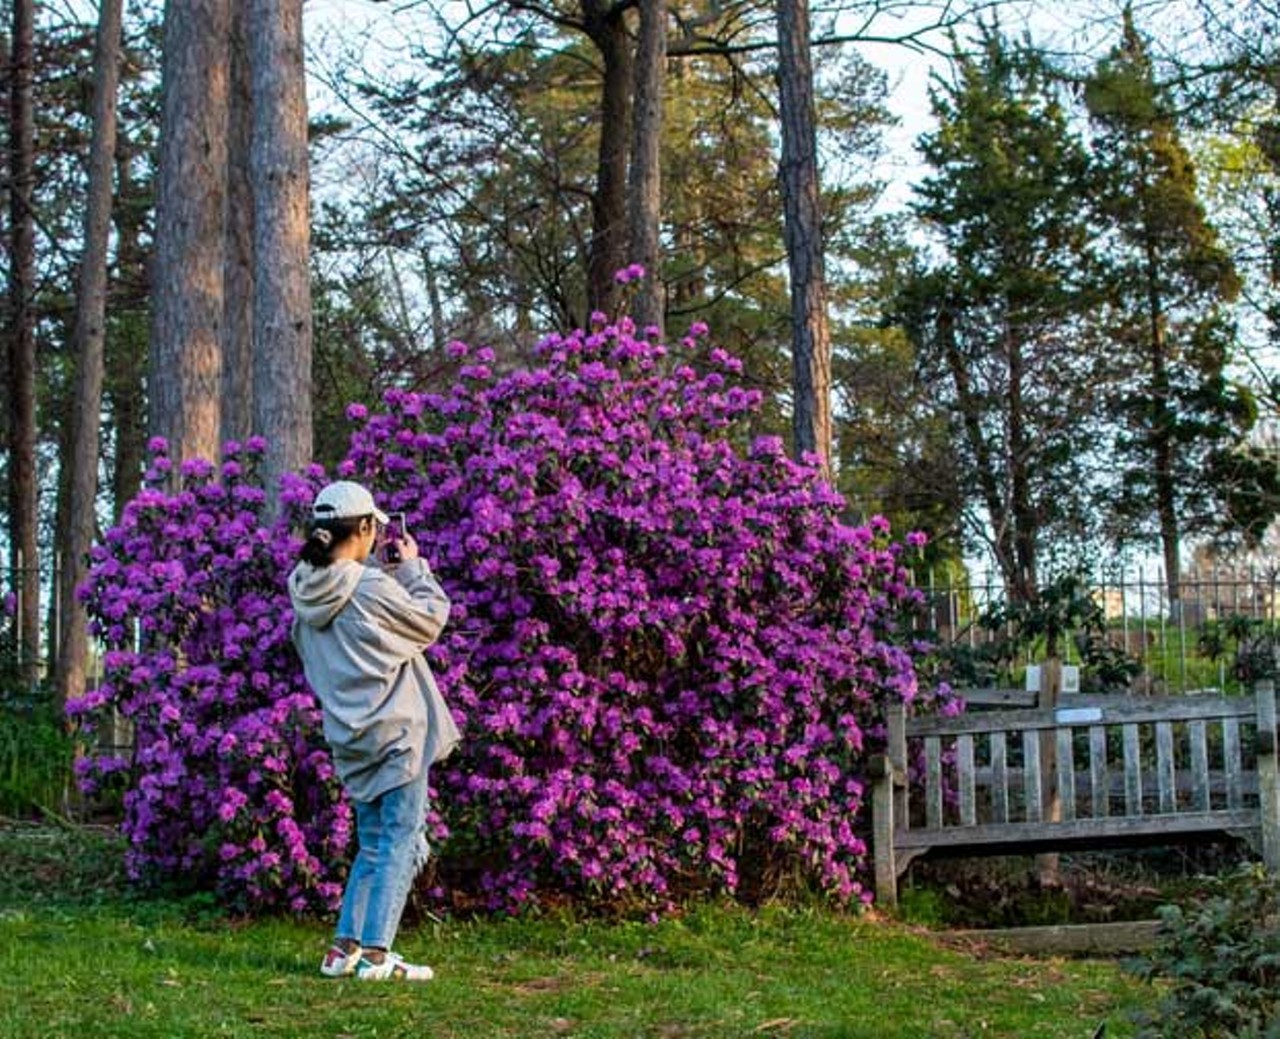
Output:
[72, 312, 943, 917]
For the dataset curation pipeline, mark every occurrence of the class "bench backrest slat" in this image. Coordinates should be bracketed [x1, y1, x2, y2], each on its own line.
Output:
[1156, 722, 1176, 814]
[1089, 726, 1109, 817]
[1225, 716, 1244, 809]
[925, 736, 943, 830]
[1189, 719, 1210, 812]
[1057, 729, 1076, 822]
[1123, 724, 1143, 816]
[1023, 730, 1042, 823]
[991, 732, 1009, 823]
[957, 734, 976, 827]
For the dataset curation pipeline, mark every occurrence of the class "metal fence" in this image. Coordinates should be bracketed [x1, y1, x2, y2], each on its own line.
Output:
[1, 552, 91, 699]
[913, 564, 1280, 695]
[4, 556, 1279, 699]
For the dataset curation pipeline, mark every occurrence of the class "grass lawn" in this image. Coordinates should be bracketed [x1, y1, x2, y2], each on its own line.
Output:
[0, 822, 1156, 1038]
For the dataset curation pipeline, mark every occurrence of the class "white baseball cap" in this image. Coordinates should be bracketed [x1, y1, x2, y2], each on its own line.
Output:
[311, 480, 390, 525]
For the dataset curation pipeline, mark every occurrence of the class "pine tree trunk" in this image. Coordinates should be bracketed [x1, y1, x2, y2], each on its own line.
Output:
[1006, 319, 1039, 603]
[627, 0, 665, 336]
[249, 0, 312, 508]
[584, 0, 632, 317]
[776, 0, 832, 474]
[222, 0, 255, 447]
[7, 0, 40, 689]
[107, 128, 147, 519]
[149, 0, 231, 469]
[55, 0, 125, 715]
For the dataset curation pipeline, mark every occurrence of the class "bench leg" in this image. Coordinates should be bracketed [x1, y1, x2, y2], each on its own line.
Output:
[872, 765, 897, 907]
[1258, 680, 1280, 873]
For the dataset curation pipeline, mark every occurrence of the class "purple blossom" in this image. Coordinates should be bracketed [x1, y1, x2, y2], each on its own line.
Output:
[614, 263, 646, 284]
[73, 314, 939, 917]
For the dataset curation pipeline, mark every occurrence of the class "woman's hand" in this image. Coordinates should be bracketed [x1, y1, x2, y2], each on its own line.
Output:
[396, 531, 420, 562]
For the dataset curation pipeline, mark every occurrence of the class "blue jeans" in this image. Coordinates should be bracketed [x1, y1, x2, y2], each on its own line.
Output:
[335, 766, 430, 951]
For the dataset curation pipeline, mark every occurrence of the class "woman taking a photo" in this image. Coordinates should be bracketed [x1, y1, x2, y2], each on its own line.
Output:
[289, 480, 460, 981]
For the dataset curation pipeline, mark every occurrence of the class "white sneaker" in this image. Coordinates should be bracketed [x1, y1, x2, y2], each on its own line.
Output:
[320, 943, 361, 977]
[355, 951, 435, 981]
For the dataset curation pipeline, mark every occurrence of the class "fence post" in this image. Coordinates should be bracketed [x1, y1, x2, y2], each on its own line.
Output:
[1257, 679, 1280, 873]
[872, 701, 907, 907]
[1036, 658, 1063, 881]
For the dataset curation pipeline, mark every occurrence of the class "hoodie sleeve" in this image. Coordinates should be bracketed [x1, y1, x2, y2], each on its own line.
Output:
[364, 558, 451, 652]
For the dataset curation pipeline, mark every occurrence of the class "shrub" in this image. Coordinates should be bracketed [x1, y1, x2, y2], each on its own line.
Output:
[1128, 863, 1280, 1037]
[69, 440, 348, 914]
[0, 704, 75, 819]
[72, 316, 935, 915]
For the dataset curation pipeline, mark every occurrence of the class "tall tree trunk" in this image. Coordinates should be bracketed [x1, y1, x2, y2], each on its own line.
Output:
[627, 0, 665, 336]
[1146, 263, 1182, 611]
[584, 0, 633, 316]
[1006, 319, 1038, 604]
[7, 0, 39, 689]
[56, 0, 125, 715]
[424, 248, 446, 352]
[222, 0, 255, 447]
[940, 303, 1025, 602]
[249, 0, 312, 508]
[107, 127, 147, 519]
[148, 0, 231, 470]
[776, 0, 832, 474]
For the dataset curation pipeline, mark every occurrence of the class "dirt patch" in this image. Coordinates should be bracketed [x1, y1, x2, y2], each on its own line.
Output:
[899, 842, 1249, 930]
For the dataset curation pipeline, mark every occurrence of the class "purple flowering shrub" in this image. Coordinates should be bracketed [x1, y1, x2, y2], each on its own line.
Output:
[69, 440, 349, 913]
[340, 316, 932, 910]
[70, 314, 936, 915]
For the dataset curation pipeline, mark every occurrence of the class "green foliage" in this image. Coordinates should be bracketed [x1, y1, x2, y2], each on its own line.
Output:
[1128, 864, 1280, 1037]
[904, 22, 1108, 591]
[0, 704, 75, 819]
[927, 572, 1141, 692]
[1085, 12, 1272, 559]
[1197, 616, 1280, 684]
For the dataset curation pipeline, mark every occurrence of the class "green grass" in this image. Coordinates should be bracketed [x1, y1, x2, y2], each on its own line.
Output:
[0, 823, 1156, 1039]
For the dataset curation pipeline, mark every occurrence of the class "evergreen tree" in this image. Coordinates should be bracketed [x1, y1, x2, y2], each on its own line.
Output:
[1085, 10, 1274, 602]
[905, 24, 1103, 603]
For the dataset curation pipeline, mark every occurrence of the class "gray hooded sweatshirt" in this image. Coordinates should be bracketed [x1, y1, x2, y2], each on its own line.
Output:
[289, 557, 461, 802]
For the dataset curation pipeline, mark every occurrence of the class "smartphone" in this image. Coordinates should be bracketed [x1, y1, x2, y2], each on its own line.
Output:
[383, 513, 407, 564]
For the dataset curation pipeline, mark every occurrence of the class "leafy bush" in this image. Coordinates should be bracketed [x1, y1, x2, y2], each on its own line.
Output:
[71, 316, 935, 914]
[0, 705, 75, 819]
[1128, 863, 1280, 1037]
[69, 440, 348, 913]
[930, 572, 1141, 692]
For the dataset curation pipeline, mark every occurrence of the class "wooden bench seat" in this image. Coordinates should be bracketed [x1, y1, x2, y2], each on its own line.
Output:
[871, 679, 1280, 906]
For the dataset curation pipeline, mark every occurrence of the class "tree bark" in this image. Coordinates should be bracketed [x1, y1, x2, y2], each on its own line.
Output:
[222, 0, 255, 447]
[148, 0, 231, 470]
[1147, 254, 1183, 612]
[627, 0, 666, 336]
[1006, 314, 1039, 604]
[776, 0, 832, 474]
[107, 126, 147, 519]
[584, 0, 633, 316]
[249, 0, 313, 508]
[55, 0, 125, 715]
[7, 0, 39, 689]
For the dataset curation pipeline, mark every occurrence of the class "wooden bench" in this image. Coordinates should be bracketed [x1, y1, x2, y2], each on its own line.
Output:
[871, 679, 1280, 906]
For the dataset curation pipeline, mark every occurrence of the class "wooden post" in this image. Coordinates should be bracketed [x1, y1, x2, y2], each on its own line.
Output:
[1257, 679, 1280, 873]
[1037, 658, 1062, 881]
[888, 699, 908, 827]
[871, 753, 897, 907]
[872, 701, 908, 907]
